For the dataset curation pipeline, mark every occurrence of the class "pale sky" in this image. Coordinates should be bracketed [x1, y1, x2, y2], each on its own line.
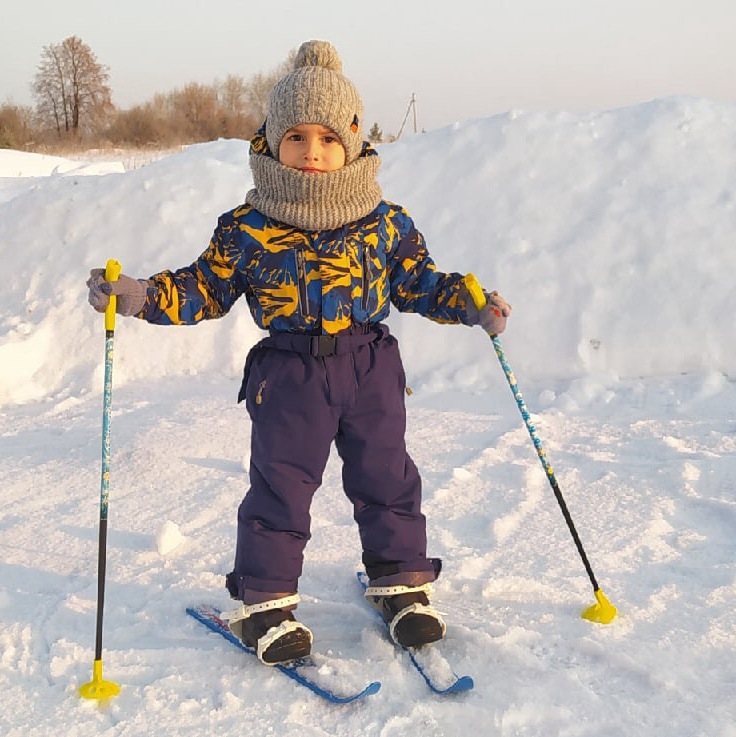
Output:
[2, 0, 735, 134]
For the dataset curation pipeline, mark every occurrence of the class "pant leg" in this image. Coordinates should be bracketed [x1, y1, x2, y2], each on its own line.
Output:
[334, 332, 439, 581]
[229, 348, 338, 600]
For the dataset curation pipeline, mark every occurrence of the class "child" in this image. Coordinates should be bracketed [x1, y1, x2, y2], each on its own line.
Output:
[87, 40, 511, 665]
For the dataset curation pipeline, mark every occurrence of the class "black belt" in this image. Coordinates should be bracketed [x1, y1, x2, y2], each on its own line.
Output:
[263, 324, 387, 357]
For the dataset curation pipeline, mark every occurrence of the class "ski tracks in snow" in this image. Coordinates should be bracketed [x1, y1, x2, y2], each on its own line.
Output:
[2, 375, 736, 735]
[407, 382, 736, 736]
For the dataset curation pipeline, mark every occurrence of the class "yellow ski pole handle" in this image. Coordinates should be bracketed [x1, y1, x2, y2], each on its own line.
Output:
[464, 273, 487, 311]
[104, 259, 122, 332]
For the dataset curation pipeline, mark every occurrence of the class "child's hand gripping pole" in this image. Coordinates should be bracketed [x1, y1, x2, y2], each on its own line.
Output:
[464, 274, 616, 624]
[79, 259, 123, 700]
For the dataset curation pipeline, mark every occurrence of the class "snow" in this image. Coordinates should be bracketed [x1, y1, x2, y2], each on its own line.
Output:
[0, 148, 125, 178]
[1, 95, 735, 735]
[156, 520, 186, 556]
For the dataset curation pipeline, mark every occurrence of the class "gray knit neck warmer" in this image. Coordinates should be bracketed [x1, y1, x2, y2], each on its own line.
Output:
[246, 151, 382, 231]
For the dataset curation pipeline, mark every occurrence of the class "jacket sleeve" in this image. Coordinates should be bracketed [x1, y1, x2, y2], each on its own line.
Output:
[387, 208, 476, 325]
[137, 213, 247, 325]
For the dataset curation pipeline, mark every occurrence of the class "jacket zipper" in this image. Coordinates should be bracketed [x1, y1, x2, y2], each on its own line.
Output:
[361, 242, 372, 312]
[295, 248, 310, 317]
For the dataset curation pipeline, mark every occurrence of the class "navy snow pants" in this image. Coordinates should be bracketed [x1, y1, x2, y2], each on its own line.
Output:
[227, 325, 439, 602]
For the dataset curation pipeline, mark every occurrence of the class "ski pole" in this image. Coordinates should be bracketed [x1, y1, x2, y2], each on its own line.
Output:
[465, 274, 616, 624]
[80, 259, 123, 699]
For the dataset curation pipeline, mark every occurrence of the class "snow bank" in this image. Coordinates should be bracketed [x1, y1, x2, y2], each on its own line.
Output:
[1, 97, 735, 407]
[0, 148, 125, 177]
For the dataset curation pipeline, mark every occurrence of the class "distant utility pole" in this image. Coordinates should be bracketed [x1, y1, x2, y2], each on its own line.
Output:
[396, 93, 417, 139]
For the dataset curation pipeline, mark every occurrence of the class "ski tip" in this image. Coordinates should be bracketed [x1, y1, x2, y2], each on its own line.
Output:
[331, 680, 380, 703]
[428, 674, 475, 695]
[448, 675, 474, 693]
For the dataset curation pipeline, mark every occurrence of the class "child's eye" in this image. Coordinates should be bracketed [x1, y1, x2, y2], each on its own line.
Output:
[286, 133, 304, 142]
[323, 136, 338, 144]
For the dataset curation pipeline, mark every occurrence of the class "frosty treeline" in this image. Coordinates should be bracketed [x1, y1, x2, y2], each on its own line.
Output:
[0, 36, 348, 151]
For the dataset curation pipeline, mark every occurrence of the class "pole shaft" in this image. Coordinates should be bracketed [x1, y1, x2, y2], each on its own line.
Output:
[93, 328, 115, 660]
[100, 331, 114, 519]
[491, 336, 600, 592]
[94, 517, 109, 660]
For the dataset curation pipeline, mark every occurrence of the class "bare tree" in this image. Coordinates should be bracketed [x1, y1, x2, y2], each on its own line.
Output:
[244, 48, 297, 123]
[32, 36, 113, 138]
[25, 39, 302, 149]
[0, 103, 35, 149]
[106, 102, 167, 147]
[219, 75, 248, 117]
[216, 75, 259, 139]
[169, 82, 221, 141]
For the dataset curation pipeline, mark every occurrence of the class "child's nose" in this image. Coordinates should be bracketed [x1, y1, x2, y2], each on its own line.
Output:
[304, 139, 319, 159]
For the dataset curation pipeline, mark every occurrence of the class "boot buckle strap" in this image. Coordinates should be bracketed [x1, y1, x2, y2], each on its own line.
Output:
[222, 593, 301, 625]
[363, 583, 431, 598]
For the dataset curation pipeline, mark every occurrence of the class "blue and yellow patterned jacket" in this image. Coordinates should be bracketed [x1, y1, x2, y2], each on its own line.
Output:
[139, 150, 475, 335]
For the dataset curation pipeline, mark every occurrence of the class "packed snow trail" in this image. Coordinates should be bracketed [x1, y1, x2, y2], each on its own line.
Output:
[2, 372, 736, 735]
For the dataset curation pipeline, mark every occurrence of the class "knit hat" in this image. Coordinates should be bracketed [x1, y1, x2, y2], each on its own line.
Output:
[266, 40, 364, 164]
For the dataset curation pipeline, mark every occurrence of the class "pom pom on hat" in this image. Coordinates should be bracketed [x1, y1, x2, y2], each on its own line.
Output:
[266, 40, 364, 164]
[294, 40, 343, 73]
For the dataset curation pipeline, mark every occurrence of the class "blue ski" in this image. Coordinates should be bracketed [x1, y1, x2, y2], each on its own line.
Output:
[186, 604, 381, 704]
[357, 572, 474, 695]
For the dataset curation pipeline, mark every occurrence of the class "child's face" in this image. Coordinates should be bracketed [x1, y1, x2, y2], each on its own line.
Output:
[278, 124, 346, 173]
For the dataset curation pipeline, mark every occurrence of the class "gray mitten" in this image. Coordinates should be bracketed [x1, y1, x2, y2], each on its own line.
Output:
[464, 287, 511, 336]
[87, 269, 149, 316]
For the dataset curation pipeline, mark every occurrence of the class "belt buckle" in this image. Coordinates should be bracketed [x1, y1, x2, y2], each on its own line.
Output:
[315, 334, 337, 357]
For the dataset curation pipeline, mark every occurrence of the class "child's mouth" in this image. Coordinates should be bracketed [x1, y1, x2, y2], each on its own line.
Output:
[299, 167, 324, 174]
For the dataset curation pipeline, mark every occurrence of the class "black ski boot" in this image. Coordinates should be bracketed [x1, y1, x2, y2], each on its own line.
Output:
[225, 595, 313, 665]
[366, 585, 446, 648]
